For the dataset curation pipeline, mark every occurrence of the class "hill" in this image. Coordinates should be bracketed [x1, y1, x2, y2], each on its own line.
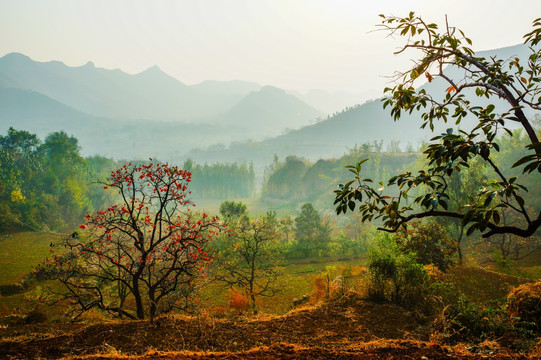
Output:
[216, 85, 323, 138]
[0, 53, 224, 120]
[0, 52, 325, 155]
[0, 86, 248, 160]
[186, 43, 533, 171]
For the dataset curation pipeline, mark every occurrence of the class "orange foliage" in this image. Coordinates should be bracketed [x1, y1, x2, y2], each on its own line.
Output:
[228, 289, 249, 314]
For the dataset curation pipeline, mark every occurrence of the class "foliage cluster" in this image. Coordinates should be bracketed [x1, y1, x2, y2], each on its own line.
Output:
[184, 159, 255, 199]
[366, 233, 430, 309]
[434, 295, 538, 351]
[36, 161, 221, 321]
[263, 152, 418, 206]
[0, 127, 116, 232]
[334, 13, 541, 240]
[395, 220, 457, 271]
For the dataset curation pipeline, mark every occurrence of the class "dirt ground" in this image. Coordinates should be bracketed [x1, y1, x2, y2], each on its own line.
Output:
[0, 296, 539, 359]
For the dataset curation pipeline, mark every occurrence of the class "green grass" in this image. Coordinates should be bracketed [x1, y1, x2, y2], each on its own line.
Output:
[198, 256, 367, 315]
[0, 232, 60, 286]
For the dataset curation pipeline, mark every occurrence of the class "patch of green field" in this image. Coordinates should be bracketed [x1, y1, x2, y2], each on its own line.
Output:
[199, 256, 367, 315]
[0, 232, 60, 286]
[515, 266, 541, 280]
[446, 265, 531, 304]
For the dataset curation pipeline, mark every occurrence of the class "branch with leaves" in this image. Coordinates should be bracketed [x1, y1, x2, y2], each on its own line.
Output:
[335, 13, 541, 239]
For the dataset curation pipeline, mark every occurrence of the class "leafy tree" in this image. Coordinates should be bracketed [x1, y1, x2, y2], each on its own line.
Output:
[213, 214, 282, 314]
[435, 158, 489, 263]
[294, 203, 331, 257]
[334, 14, 541, 239]
[38, 131, 92, 229]
[0, 128, 41, 231]
[219, 200, 248, 220]
[279, 215, 294, 243]
[39, 161, 221, 321]
[395, 220, 456, 271]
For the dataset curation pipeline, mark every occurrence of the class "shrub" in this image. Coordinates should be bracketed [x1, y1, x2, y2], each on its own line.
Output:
[434, 296, 537, 351]
[313, 274, 330, 300]
[395, 220, 456, 271]
[228, 289, 249, 315]
[367, 234, 430, 308]
[507, 282, 541, 332]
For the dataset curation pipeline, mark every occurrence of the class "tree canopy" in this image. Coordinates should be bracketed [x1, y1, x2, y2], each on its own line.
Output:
[38, 161, 221, 321]
[334, 13, 541, 238]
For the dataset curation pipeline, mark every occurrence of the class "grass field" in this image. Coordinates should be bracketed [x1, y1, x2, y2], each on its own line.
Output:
[0, 230, 538, 318]
[0, 232, 61, 286]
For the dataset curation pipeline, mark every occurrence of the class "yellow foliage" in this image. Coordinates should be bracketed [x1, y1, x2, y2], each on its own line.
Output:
[10, 189, 26, 203]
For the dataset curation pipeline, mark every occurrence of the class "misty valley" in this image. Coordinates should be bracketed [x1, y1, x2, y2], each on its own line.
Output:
[1, 9, 541, 360]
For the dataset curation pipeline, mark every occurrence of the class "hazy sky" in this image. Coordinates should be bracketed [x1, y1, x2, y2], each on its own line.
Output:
[1, 0, 540, 94]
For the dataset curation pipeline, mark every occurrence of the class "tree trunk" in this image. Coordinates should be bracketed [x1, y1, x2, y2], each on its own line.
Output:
[457, 224, 464, 265]
[149, 289, 157, 323]
[250, 293, 258, 315]
[132, 278, 145, 320]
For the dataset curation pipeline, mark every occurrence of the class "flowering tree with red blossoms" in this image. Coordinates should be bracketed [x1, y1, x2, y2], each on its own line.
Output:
[38, 161, 222, 321]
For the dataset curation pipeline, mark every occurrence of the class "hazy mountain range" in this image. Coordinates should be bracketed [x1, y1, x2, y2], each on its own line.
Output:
[186, 44, 534, 168]
[0, 44, 533, 174]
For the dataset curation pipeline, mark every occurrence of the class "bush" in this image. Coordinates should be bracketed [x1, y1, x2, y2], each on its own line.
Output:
[395, 220, 456, 271]
[434, 296, 537, 351]
[228, 289, 249, 315]
[507, 282, 541, 332]
[367, 234, 430, 308]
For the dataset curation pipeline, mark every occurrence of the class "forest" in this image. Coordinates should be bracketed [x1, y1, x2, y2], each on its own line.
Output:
[1, 9, 541, 360]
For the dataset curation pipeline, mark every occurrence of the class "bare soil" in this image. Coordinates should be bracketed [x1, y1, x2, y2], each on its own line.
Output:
[0, 296, 538, 359]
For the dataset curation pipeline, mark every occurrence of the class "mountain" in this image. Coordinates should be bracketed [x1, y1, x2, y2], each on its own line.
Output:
[215, 86, 323, 138]
[191, 80, 261, 96]
[0, 86, 249, 160]
[186, 43, 533, 172]
[0, 53, 324, 141]
[0, 53, 261, 121]
[287, 88, 381, 115]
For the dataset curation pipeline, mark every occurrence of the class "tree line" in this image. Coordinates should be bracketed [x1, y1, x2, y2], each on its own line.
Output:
[183, 159, 255, 199]
[0, 128, 257, 233]
[0, 128, 116, 232]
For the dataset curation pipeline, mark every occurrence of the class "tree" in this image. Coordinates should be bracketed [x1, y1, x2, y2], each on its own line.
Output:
[435, 158, 489, 263]
[39, 161, 221, 321]
[334, 13, 541, 239]
[219, 200, 248, 220]
[213, 214, 282, 314]
[0, 128, 41, 231]
[395, 220, 456, 271]
[294, 203, 331, 257]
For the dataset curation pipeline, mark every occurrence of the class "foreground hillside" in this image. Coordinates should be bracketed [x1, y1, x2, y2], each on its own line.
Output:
[1, 294, 538, 360]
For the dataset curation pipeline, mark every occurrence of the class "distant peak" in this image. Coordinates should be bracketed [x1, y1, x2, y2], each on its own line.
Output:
[0, 52, 31, 62]
[84, 61, 95, 67]
[259, 85, 285, 94]
[141, 65, 163, 74]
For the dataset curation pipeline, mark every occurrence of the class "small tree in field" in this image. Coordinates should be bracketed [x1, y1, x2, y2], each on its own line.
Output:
[213, 214, 282, 315]
[39, 161, 221, 321]
[334, 13, 541, 239]
[294, 203, 332, 257]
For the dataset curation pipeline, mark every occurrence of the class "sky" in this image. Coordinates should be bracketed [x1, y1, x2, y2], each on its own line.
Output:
[1, 0, 540, 94]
